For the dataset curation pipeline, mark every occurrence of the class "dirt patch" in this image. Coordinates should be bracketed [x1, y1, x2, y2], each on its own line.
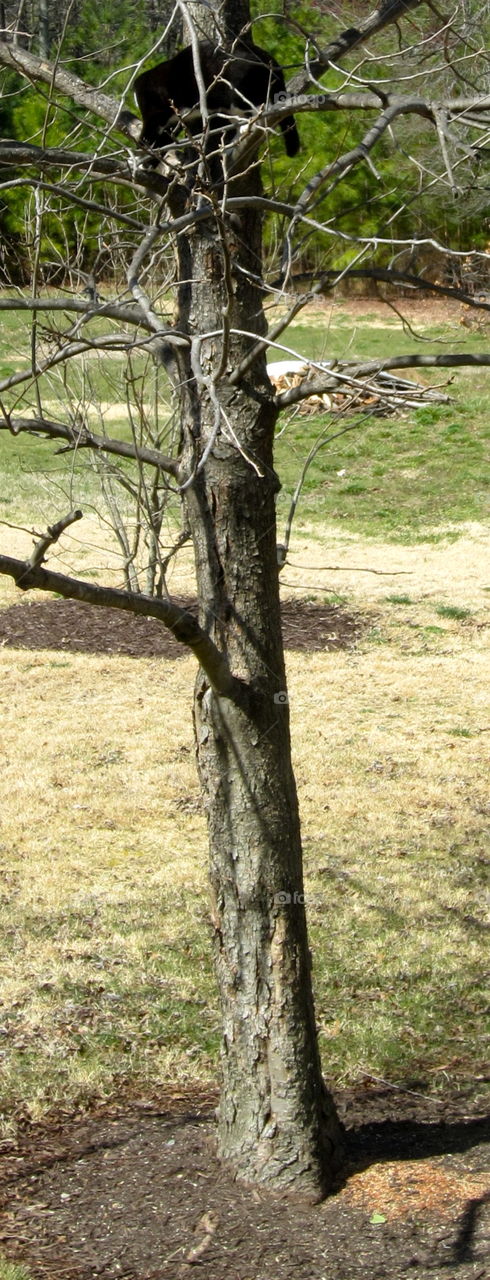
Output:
[0, 597, 365, 658]
[0, 1084, 488, 1280]
[290, 296, 467, 329]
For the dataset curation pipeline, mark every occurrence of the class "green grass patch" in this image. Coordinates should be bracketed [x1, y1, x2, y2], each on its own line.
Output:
[0, 1258, 33, 1280]
[286, 313, 490, 364]
[2, 302, 490, 543]
[385, 594, 414, 605]
[435, 603, 472, 621]
[274, 390, 490, 542]
[272, 315, 490, 542]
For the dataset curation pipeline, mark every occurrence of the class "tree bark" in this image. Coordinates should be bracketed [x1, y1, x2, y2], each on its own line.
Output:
[168, 113, 344, 1198]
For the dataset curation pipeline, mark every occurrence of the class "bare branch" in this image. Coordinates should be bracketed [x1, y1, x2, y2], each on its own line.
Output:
[28, 509, 83, 568]
[0, 331, 141, 394]
[0, 550, 239, 698]
[275, 354, 490, 410]
[288, 0, 426, 94]
[0, 139, 129, 174]
[0, 141, 166, 197]
[0, 175, 146, 228]
[0, 295, 158, 329]
[2, 415, 179, 476]
[275, 267, 490, 313]
[280, 416, 368, 565]
[0, 38, 138, 137]
[291, 101, 417, 230]
[125, 227, 189, 366]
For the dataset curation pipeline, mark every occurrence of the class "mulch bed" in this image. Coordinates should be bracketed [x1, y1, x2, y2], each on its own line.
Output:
[0, 1083, 488, 1280]
[0, 597, 365, 659]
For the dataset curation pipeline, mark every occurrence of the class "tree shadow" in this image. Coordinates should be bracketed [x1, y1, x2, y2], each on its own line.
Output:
[450, 1190, 490, 1264]
[345, 1109, 489, 1266]
[347, 1112, 489, 1167]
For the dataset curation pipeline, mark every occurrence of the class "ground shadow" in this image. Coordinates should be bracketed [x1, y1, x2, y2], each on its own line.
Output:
[347, 1112, 490, 1168]
[450, 1190, 490, 1264]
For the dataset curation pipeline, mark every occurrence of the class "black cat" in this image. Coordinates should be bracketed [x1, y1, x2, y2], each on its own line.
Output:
[133, 41, 300, 161]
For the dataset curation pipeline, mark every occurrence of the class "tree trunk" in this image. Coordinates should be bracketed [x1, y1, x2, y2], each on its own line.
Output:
[38, 0, 50, 58]
[169, 128, 344, 1200]
[193, 617, 345, 1200]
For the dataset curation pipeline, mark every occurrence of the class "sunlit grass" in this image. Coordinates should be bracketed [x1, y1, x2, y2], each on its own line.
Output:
[0, 1257, 33, 1280]
[2, 298, 490, 544]
[274, 390, 490, 542]
[270, 305, 490, 541]
[0, 607, 488, 1124]
[0, 298, 488, 1127]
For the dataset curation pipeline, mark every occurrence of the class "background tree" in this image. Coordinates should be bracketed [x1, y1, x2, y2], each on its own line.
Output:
[0, 0, 489, 1200]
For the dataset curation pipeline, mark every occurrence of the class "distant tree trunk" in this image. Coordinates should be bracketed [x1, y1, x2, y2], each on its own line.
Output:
[38, 0, 49, 57]
[166, 10, 344, 1194]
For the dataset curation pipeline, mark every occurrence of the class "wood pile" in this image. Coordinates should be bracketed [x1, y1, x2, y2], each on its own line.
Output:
[266, 360, 450, 415]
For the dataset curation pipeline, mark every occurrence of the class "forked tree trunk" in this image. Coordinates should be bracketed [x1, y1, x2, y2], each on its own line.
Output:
[168, 3, 344, 1201]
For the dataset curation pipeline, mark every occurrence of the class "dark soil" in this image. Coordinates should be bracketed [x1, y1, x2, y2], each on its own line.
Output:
[0, 1083, 488, 1280]
[0, 597, 365, 659]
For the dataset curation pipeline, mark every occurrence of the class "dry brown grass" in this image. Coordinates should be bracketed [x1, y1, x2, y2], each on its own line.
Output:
[0, 521, 488, 1125]
[280, 518, 490, 609]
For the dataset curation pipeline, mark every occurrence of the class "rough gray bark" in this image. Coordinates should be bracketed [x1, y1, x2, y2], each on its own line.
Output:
[162, 76, 344, 1190]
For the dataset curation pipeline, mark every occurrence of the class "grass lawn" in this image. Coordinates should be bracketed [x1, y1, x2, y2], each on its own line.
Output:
[0, 297, 488, 1131]
[1, 296, 490, 541]
[0, 1261, 32, 1280]
[272, 305, 490, 541]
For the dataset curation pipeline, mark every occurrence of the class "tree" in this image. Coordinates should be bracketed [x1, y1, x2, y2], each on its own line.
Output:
[0, 0, 489, 1201]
